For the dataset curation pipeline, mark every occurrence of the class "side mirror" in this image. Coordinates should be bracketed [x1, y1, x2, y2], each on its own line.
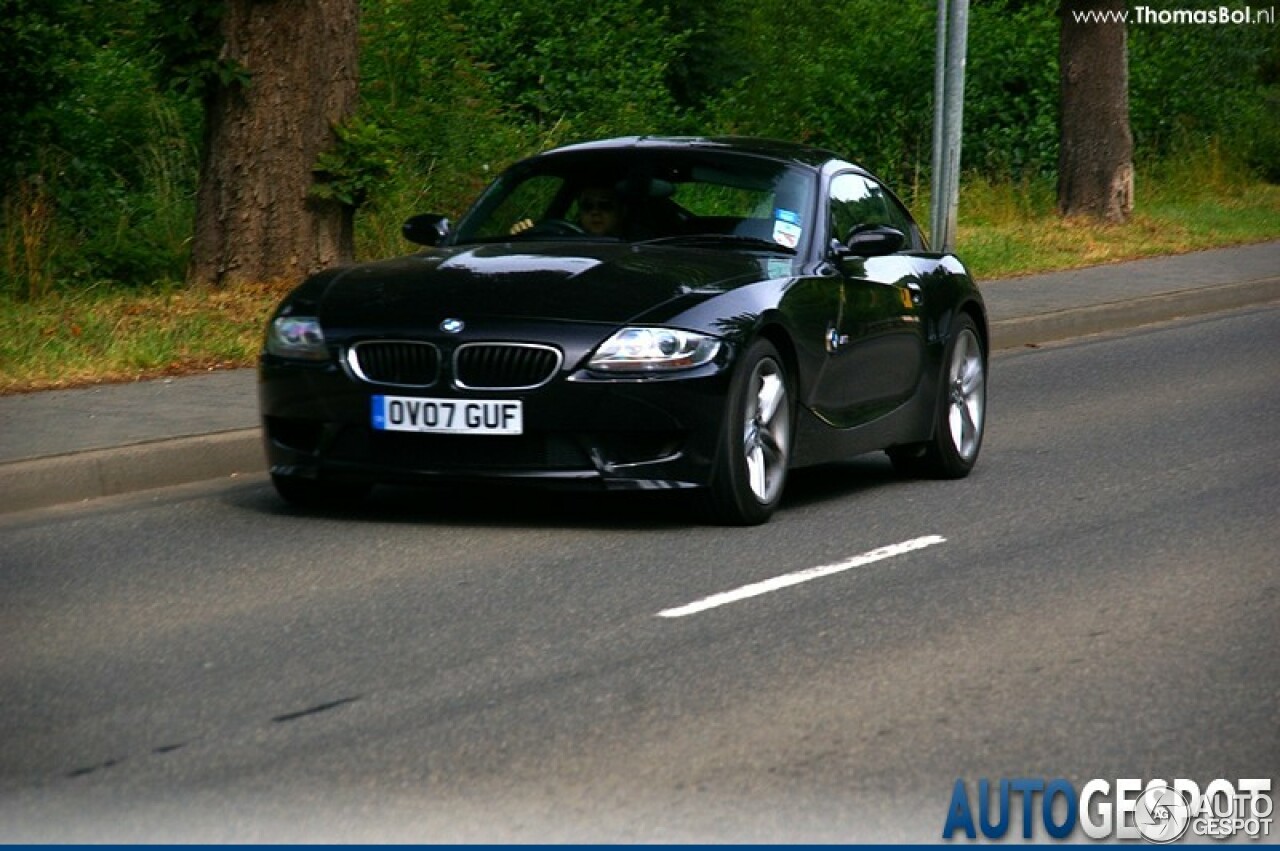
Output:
[403, 214, 451, 246]
[844, 224, 905, 258]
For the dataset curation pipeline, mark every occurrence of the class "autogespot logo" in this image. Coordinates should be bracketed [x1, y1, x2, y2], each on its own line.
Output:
[1133, 784, 1193, 843]
[942, 777, 1272, 842]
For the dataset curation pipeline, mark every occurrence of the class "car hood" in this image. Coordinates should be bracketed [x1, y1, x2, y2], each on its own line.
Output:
[314, 242, 787, 330]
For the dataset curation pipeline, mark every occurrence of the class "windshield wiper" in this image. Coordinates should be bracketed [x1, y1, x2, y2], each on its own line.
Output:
[638, 234, 797, 254]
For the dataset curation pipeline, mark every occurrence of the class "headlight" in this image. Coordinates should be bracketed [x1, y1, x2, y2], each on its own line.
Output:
[587, 327, 721, 372]
[266, 316, 328, 361]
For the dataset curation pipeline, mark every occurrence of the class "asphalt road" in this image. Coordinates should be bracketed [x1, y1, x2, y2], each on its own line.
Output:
[1, 306, 1277, 842]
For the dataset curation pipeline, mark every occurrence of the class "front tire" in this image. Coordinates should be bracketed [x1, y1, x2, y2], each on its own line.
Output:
[705, 339, 793, 525]
[888, 313, 986, 479]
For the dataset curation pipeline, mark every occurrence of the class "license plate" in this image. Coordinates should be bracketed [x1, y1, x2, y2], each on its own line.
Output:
[372, 395, 523, 435]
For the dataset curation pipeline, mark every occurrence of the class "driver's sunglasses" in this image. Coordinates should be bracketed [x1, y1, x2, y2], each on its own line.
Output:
[580, 198, 616, 213]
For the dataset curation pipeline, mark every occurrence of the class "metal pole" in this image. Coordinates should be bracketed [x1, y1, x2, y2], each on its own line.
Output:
[930, 0, 969, 253]
[942, 0, 969, 252]
[930, 0, 949, 247]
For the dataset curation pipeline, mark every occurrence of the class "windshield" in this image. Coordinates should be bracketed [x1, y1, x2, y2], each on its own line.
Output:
[452, 148, 816, 253]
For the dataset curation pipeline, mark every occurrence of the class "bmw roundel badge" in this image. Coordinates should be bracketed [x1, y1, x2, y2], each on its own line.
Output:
[440, 318, 465, 334]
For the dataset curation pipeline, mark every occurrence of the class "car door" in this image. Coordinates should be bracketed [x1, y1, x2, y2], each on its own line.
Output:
[808, 172, 928, 428]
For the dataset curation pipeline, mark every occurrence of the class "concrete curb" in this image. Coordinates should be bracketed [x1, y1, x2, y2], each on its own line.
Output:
[3, 279, 1277, 516]
[989, 275, 1280, 349]
[0, 429, 263, 515]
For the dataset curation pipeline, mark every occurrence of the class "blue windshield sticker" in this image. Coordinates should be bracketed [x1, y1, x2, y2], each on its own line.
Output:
[775, 208, 801, 226]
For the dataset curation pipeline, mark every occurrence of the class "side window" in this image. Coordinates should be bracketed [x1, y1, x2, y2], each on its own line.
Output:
[878, 187, 918, 247]
[828, 173, 915, 247]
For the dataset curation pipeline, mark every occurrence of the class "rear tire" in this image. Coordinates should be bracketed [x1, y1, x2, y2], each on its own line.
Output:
[271, 473, 372, 509]
[705, 339, 793, 525]
[888, 313, 986, 479]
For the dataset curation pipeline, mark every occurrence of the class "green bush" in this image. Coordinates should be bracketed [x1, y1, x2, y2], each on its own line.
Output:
[0, 0, 78, 193]
[703, 0, 935, 188]
[963, 1, 1060, 179]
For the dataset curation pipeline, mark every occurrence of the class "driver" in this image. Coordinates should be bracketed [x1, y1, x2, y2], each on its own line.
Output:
[575, 186, 624, 236]
[509, 184, 626, 237]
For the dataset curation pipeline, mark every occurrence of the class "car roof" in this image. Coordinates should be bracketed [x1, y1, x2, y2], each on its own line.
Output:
[537, 135, 857, 172]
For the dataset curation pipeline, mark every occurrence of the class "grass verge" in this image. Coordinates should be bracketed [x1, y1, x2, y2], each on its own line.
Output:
[0, 282, 294, 394]
[954, 145, 1280, 277]
[2, 175, 1278, 395]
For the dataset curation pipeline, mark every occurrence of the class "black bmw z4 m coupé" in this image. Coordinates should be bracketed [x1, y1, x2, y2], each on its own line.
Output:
[260, 136, 987, 524]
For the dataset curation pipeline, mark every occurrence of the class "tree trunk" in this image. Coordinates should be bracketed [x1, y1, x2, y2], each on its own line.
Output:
[190, 0, 359, 287]
[1057, 0, 1133, 222]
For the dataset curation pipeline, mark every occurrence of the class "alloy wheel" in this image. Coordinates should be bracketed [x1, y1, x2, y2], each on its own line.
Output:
[946, 327, 985, 461]
[742, 358, 791, 504]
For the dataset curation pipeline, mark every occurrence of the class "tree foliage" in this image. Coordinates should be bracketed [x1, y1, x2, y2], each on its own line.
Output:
[1, 0, 1276, 294]
[148, 0, 242, 103]
[1128, 2, 1280, 179]
[0, 0, 78, 190]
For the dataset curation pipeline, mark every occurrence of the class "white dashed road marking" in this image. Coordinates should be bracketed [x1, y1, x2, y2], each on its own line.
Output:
[657, 534, 947, 618]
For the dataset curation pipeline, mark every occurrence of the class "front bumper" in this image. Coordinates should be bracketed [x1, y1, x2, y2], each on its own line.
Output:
[259, 354, 733, 491]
